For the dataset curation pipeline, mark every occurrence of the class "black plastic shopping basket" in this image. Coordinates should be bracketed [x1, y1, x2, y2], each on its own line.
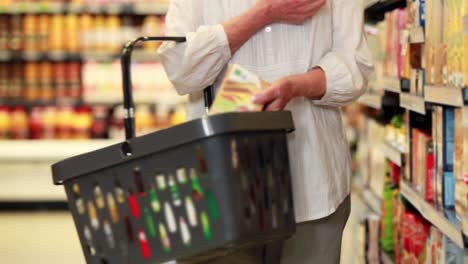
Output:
[52, 37, 296, 264]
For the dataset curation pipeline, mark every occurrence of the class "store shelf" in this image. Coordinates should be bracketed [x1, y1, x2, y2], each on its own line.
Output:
[84, 92, 187, 106]
[0, 140, 119, 162]
[400, 93, 426, 115]
[400, 181, 465, 249]
[0, 50, 159, 63]
[409, 26, 425, 44]
[359, 92, 383, 109]
[424, 85, 465, 107]
[355, 183, 382, 215]
[0, 2, 168, 15]
[382, 77, 401, 93]
[381, 141, 404, 167]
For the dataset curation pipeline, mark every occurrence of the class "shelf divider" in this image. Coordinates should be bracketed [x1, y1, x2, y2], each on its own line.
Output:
[381, 141, 404, 167]
[359, 93, 383, 110]
[424, 85, 464, 107]
[400, 181, 465, 249]
[400, 93, 426, 115]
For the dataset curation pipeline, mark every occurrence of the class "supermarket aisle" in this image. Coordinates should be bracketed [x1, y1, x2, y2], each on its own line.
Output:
[341, 191, 368, 264]
[0, 192, 366, 264]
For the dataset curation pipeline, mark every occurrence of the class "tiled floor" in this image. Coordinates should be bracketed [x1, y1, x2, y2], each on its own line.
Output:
[0, 192, 367, 264]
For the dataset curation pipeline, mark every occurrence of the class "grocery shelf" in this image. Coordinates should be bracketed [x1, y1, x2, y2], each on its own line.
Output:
[0, 50, 159, 63]
[399, 92, 426, 115]
[355, 182, 382, 215]
[382, 77, 401, 93]
[0, 140, 119, 162]
[0, 2, 168, 15]
[83, 93, 186, 106]
[359, 92, 383, 110]
[424, 85, 465, 107]
[381, 141, 404, 167]
[409, 26, 425, 44]
[400, 181, 465, 249]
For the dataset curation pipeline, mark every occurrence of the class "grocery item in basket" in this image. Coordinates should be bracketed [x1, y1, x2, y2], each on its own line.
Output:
[209, 64, 269, 115]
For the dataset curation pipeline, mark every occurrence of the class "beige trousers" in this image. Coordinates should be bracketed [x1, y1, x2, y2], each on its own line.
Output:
[206, 195, 351, 264]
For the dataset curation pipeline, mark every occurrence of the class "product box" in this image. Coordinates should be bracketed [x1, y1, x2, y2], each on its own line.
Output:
[443, 107, 455, 172]
[432, 0, 445, 85]
[443, 107, 455, 208]
[209, 64, 269, 115]
[412, 128, 420, 186]
[418, 0, 426, 28]
[456, 109, 468, 220]
[424, 0, 433, 84]
[397, 9, 407, 79]
[464, 0, 468, 86]
[435, 106, 444, 207]
[432, 108, 439, 204]
[425, 137, 435, 202]
[418, 131, 428, 195]
[454, 108, 464, 181]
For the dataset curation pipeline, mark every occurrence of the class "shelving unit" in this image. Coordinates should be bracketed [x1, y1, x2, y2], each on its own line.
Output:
[359, 92, 383, 110]
[382, 77, 401, 93]
[399, 92, 426, 115]
[424, 86, 466, 107]
[0, 140, 120, 203]
[355, 179, 383, 215]
[0, 139, 119, 162]
[400, 181, 465, 249]
[381, 141, 404, 167]
[0, 50, 160, 63]
[0, 2, 168, 15]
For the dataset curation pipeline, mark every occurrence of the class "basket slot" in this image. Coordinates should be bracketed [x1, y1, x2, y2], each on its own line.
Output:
[103, 220, 116, 249]
[124, 215, 134, 243]
[107, 193, 120, 224]
[128, 190, 141, 218]
[94, 184, 105, 209]
[134, 167, 146, 197]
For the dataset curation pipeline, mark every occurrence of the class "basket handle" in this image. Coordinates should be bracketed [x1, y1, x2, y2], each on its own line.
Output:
[121, 36, 214, 140]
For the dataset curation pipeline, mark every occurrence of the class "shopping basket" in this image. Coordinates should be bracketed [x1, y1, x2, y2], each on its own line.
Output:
[52, 37, 296, 264]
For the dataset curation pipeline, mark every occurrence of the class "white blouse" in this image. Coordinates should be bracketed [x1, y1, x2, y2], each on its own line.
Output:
[158, 0, 374, 222]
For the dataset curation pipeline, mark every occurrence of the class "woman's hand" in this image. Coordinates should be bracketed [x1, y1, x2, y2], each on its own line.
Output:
[252, 78, 296, 111]
[252, 68, 327, 111]
[257, 0, 326, 24]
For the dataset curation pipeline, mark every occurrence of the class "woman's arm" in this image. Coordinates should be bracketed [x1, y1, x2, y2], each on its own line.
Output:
[159, 0, 326, 95]
[253, 0, 374, 110]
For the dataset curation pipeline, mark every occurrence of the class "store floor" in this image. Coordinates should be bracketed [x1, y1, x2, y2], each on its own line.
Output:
[0, 193, 366, 264]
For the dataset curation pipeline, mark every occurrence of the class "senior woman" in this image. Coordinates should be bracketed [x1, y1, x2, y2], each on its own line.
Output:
[158, 0, 373, 263]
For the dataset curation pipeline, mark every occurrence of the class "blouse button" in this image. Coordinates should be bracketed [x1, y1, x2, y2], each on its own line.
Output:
[265, 26, 272, 33]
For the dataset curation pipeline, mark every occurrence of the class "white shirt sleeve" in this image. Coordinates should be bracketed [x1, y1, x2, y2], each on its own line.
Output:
[157, 0, 232, 95]
[313, 0, 374, 107]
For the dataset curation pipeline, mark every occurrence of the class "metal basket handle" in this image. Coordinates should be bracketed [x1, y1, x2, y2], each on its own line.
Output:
[121, 36, 214, 140]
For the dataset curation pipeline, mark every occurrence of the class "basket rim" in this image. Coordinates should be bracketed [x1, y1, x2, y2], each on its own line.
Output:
[52, 111, 294, 185]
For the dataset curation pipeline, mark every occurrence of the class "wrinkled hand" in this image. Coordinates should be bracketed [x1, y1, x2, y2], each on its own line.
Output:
[257, 0, 326, 24]
[252, 78, 296, 111]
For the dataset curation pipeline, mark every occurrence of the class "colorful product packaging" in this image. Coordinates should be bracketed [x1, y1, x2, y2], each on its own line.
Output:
[209, 64, 269, 115]
[443, 107, 455, 208]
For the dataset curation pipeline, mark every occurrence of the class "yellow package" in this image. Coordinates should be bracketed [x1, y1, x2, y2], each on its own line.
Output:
[209, 64, 269, 115]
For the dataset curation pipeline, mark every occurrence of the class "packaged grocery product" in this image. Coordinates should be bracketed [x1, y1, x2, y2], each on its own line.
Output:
[209, 64, 269, 115]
